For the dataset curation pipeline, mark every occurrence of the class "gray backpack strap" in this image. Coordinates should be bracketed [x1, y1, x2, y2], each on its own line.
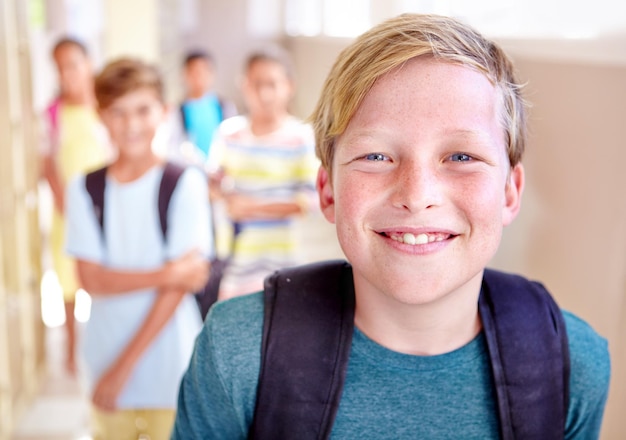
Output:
[249, 260, 355, 440]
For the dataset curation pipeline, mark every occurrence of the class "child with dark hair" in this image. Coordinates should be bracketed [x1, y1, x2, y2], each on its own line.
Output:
[40, 36, 109, 374]
[166, 49, 236, 165]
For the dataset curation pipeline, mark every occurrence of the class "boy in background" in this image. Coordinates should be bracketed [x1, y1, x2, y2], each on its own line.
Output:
[166, 49, 236, 165]
[207, 47, 319, 300]
[65, 58, 211, 440]
[173, 14, 609, 439]
[40, 36, 109, 374]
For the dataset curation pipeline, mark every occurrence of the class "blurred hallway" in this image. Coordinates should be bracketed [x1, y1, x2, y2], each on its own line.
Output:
[12, 325, 90, 440]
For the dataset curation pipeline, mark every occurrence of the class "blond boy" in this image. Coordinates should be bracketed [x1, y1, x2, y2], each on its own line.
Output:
[172, 14, 609, 439]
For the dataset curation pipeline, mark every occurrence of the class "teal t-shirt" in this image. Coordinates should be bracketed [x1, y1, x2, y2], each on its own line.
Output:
[181, 93, 222, 159]
[172, 291, 610, 439]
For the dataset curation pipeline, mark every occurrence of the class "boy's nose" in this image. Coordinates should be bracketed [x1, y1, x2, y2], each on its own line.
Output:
[390, 160, 443, 212]
[125, 114, 141, 131]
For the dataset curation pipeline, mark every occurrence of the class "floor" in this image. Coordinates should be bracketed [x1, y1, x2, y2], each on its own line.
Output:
[12, 325, 92, 440]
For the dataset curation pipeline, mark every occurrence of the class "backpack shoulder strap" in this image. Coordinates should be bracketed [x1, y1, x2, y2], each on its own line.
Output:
[179, 103, 188, 133]
[249, 260, 355, 440]
[158, 162, 186, 239]
[251, 265, 569, 440]
[84, 163, 186, 241]
[85, 166, 109, 232]
[479, 268, 570, 440]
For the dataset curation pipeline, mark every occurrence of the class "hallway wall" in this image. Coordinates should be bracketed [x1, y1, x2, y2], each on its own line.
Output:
[0, 1, 46, 439]
[498, 52, 626, 439]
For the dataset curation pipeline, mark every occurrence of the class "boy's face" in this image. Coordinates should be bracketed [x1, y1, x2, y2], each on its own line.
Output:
[184, 58, 214, 97]
[317, 58, 524, 306]
[99, 87, 166, 160]
[53, 45, 92, 99]
[243, 59, 292, 119]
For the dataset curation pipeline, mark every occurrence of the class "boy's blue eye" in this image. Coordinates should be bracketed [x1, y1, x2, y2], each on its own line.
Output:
[450, 153, 472, 162]
[364, 153, 387, 161]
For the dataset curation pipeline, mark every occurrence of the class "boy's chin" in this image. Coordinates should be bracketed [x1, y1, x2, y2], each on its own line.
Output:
[358, 267, 484, 308]
[117, 144, 154, 158]
[381, 287, 454, 307]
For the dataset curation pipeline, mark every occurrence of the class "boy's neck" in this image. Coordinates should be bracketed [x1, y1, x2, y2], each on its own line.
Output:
[108, 153, 162, 183]
[353, 274, 483, 356]
[61, 88, 95, 107]
[187, 88, 211, 100]
[249, 112, 289, 137]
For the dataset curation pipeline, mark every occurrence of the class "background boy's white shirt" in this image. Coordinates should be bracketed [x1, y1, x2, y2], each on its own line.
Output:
[65, 165, 211, 408]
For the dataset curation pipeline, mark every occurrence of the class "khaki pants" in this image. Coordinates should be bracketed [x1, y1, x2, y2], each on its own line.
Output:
[91, 408, 176, 440]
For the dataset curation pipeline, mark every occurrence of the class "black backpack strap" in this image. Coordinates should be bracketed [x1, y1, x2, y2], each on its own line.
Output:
[85, 163, 185, 241]
[249, 260, 355, 440]
[158, 162, 186, 239]
[180, 103, 188, 133]
[85, 166, 108, 233]
[479, 269, 570, 440]
[250, 264, 569, 440]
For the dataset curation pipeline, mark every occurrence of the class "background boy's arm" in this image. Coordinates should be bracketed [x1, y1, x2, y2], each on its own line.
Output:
[91, 285, 189, 411]
[38, 103, 65, 213]
[225, 193, 305, 221]
[76, 250, 209, 295]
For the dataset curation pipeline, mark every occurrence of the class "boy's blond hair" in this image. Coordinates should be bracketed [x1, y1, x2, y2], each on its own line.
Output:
[95, 58, 164, 109]
[311, 13, 527, 174]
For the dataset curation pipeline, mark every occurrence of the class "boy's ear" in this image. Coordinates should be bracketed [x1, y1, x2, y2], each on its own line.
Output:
[316, 166, 336, 224]
[502, 163, 525, 226]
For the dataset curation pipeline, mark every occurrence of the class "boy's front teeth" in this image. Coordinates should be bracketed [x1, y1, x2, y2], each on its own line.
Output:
[391, 232, 447, 245]
[402, 233, 428, 245]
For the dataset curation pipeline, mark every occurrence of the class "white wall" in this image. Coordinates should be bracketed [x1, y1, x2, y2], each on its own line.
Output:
[103, 0, 159, 61]
[495, 48, 626, 440]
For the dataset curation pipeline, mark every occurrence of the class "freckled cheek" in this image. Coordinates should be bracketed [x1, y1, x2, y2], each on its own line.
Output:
[337, 199, 384, 249]
[456, 180, 506, 225]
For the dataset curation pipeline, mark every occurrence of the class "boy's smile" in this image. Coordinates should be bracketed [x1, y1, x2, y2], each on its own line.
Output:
[318, 57, 524, 309]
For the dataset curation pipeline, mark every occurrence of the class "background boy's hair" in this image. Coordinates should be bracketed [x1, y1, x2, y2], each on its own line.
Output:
[183, 49, 215, 67]
[245, 45, 295, 81]
[52, 36, 89, 57]
[94, 58, 164, 109]
[311, 13, 528, 174]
